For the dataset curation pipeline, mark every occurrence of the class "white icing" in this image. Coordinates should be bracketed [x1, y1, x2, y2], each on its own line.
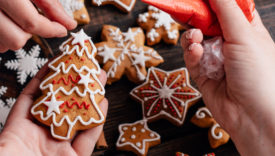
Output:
[138, 13, 149, 23]
[0, 86, 7, 107]
[92, 0, 135, 12]
[5, 45, 48, 85]
[71, 29, 91, 48]
[148, 6, 159, 12]
[59, 0, 83, 18]
[97, 27, 162, 82]
[195, 107, 213, 119]
[151, 9, 176, 31]
[123, 127, 128, 131]
[43, 93, 64, 115]
[132, 127, 136, 131]
[78, 73, 94, 88]
[167, 30, 178, 40]
[150, 133, 154, 137]
[211, 123, 223, 140]
[80, 14, 86, 19]
[31, 29, 105, 140]
[130, 67, 202, 125]
[136, 142, 141, 147]
[116, 119, 161, 155]
[131, 134, 136, 139]
[141, 128, 145, 133]
[147, 29, 159, 42]
[121, 137, 125, 142]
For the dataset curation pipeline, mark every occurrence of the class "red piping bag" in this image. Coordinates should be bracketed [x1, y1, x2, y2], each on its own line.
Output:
[142, 0, 255, 36]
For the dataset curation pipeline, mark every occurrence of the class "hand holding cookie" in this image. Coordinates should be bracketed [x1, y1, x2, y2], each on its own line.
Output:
[181, 0, 275, 155]
[0, 61, 108, 156]
[0, 0, 77, 52]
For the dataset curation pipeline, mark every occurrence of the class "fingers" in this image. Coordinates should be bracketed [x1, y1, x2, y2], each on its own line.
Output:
[99, 70, 107, 86]
[181, 29, 203, 50]
[7, 62, 50, 120]
[0, 11, 31, 52]
[209, 0, 251, 42]
[72, 98, 109, 156]
[251, 10, 270, 35]
[32, 0, 77, 30]
[0, 0, 67, 38]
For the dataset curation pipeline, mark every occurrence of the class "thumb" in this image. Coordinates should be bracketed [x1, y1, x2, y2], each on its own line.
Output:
[209, 0, 252, 43]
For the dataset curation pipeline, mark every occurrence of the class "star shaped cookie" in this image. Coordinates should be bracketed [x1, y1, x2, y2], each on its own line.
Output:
[191, 107, 230, 148]
[95, 25, 164, 84]
[138, 6, 184, 45]
[59, 0, 90, 24]
[130, 67, 201, 126]
[92, 0, 136, 13]
[116, 119, 160, 156]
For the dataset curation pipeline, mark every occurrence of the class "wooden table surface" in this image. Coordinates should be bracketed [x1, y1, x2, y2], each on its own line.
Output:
[0, 0, 275, 156]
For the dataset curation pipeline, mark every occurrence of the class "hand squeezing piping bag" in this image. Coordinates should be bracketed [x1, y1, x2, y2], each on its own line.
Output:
[142, 0, 255, 36]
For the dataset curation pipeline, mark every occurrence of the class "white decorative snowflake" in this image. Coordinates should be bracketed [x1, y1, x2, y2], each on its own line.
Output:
[0, 86, 17, 133]
[59, 0, 84, 17]
[0, 86, 7, 107]
[5, 45, 48, 85]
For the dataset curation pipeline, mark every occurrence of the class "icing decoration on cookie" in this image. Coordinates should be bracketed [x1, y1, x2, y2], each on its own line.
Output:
[5, 45, 48, 85]
[95, 25, 164, 84]
[191, 107, 230, 148]
[142, 0, 255, 36]
[92, 0, 136, 13]
[59, 0, 90, 24]
[0, 86, 16, 132]
[138, 6, 184, 45]
[204, 153, 215, 156]
[130, 67, 201, 126]
[116, 119, 160, 156]
[31, 29, 105, 140]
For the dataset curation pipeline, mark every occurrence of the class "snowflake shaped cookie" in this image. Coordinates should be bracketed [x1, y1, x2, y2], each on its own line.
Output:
[95, 25, 164, 84]
[0, 86, 16, 132]
[92, 0, 136, 13]
[5, 45, 48, 85]
[130, 67, 201, 126]
[59, 0, 90, 24]
[191, 107, 230, 148]
[138, 6, 184, 45]
[116, 119, 160, 156]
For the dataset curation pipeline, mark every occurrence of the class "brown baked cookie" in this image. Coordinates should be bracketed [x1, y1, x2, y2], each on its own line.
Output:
[95, 25, 164, 84]
[138, 6, 184, 45]
[59, 0, 90, 24]
[130, 67, 201, 126]
[176, 152, 215, 156]
[31, 29, 105, 140]
[116, 119, 160, 156]
[92, 0, 136, 13]
[191, 107, 230, 148]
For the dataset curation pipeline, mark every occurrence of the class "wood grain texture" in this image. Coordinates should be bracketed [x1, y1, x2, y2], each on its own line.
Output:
[0, 0, 274, 156]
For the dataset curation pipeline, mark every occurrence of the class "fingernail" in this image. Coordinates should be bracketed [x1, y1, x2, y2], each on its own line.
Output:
[188, 43, 200, 51]
[186, 29, 198, 40]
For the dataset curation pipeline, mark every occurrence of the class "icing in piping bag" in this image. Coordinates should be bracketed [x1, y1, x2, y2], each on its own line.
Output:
[142, 0, 255, 36]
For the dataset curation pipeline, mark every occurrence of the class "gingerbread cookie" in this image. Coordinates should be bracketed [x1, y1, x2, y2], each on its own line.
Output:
[116, 119, 160, 156]
[92, 0, 136, 13]
[59, 0, 90, 24]
[191, 107, 230, 148]
[31, 29, 105, 140]
[95, 25, 164, 84]
[138, 6, 183, 45]
[130, 67, 201, 126]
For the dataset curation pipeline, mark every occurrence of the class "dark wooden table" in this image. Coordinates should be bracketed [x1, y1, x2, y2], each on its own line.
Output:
[0, 0, 275, 156]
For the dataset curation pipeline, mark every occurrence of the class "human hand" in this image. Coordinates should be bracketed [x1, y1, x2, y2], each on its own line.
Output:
[0, 64, 108, 156]
[181, 0, 275, 155]
[0, 0, 77, 52]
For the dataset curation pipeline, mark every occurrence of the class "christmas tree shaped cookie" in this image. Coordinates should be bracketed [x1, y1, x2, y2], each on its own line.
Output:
[31, 29, 105, 140]
[95, 25, 164, 84]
